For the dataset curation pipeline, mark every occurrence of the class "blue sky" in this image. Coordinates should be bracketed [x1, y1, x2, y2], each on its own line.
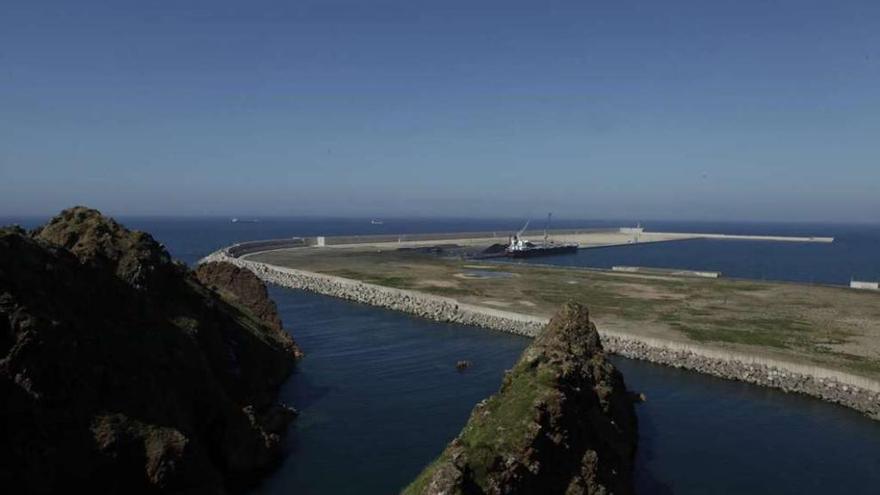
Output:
[1, 0, 878, 221]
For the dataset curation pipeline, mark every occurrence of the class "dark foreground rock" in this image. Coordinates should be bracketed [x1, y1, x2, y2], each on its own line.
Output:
[0, 207, 299, 494]
[403, 302, 638, 495]
[195, 261, 303, 358]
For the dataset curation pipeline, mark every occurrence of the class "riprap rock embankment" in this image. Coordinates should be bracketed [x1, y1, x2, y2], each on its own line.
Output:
[203, 250, 880, 420]
[202, 251, 545, 337]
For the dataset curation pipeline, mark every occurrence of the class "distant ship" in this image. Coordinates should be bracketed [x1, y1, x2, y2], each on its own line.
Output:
[230, 218, 260, 224]
[505, 214, 578, 258]
[371, 219, 384, 225]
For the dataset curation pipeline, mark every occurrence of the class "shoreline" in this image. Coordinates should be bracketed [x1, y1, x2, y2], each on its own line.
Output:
[201, 250, 880, 420]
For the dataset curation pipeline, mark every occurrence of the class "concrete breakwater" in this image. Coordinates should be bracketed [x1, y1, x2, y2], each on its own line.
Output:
[201, 251, 880, 420]
[223, 227, 832, 259]
[645, 231, 835, 243]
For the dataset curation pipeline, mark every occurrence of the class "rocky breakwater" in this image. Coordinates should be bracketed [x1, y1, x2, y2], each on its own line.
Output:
[403, 302, 638, 495]
[600, 332, 880, 420]
[206, 249, 880, 420]
[0, 207, 300, 493]
[202, 252, 545, 337]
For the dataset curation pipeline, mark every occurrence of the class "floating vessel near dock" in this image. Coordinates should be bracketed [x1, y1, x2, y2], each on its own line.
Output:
[505, 214, 578, 258]
[505, 238, 578, 257]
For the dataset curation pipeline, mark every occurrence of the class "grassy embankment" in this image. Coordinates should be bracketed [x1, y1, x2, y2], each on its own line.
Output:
[248, 247, 880, 379]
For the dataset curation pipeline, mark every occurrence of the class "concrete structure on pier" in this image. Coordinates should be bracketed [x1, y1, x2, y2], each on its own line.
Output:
[851, 280, 880, 290]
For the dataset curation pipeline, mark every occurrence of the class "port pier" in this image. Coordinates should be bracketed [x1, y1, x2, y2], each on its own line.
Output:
[225, 227, 833, 258]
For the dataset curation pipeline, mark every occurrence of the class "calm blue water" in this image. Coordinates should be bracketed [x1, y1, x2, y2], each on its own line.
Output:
[255, 287, 880, 494]
[616, 357, 880, 494]
[253, 289, 529, 494]
[4, 215, 880, 493]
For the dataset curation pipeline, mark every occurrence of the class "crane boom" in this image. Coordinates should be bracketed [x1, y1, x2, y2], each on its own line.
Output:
[516, 219, 530, 238]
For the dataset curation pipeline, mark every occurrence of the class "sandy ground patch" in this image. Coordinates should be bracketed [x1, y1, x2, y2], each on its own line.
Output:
[830, 338, 880, 360]
[416, 279, 460, 288]
[605, 282, 687, 300]
[482, 300, 512, 308]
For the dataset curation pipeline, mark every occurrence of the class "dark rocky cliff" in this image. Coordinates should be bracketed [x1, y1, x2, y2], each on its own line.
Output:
[195, 261, 302, 358]
[0, 207, 299, 494]
[404, 302, 638, 495]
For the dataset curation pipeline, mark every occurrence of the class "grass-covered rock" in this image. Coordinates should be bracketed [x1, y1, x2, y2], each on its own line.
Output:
[403, 302, 638, 495]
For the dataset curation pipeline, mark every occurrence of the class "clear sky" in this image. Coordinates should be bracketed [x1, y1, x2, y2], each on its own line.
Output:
[1, 0, 878, 221]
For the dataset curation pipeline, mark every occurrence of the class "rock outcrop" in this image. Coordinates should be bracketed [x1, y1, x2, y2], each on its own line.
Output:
[195, 261, 302, 358]
[32, 207, 179, 292]
[403, 302, 638, 495]
[0, 207, 299, 494]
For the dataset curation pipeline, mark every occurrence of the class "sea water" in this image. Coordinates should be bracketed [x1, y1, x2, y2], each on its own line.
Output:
[252, 287, 880, 494]
[497, 221, 879, 286]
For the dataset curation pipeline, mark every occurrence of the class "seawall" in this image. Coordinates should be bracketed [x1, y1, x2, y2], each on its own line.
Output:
[647, 231, 835, 243]
[202, 251, 545, 336]
[220, 227, 832, 260]
[201, 250, 880, 420]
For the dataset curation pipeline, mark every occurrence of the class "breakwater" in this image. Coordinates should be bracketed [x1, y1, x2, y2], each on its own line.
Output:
[646, 231, 835, 243]
[202, 251, 544, 336]
[222, 227, 832, 259]
[201, 250, 880, 420]
[600, 332, 880, 419]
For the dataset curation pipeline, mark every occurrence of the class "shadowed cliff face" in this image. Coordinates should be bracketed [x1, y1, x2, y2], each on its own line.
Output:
[0, 207, 299, 494]
[404, 302, 638, 495]
[195, 261, 303, 359]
